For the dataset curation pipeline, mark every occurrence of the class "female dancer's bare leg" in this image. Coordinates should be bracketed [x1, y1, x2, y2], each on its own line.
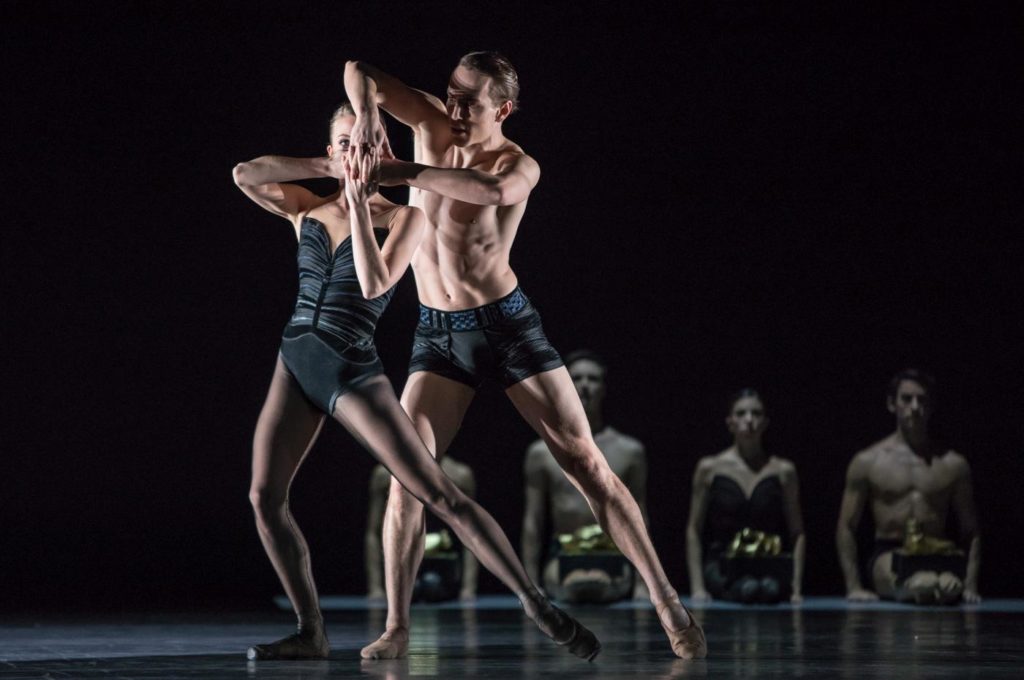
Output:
[247, 358, 329, 660]
[333, 376, 600, 662]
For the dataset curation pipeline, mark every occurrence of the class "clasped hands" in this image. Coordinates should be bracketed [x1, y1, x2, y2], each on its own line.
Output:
[337, 114, 407, 205]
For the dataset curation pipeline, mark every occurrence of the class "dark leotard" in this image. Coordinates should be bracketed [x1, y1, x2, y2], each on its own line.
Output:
[279, 216, 393, 414]
[703, 475, 788, 560]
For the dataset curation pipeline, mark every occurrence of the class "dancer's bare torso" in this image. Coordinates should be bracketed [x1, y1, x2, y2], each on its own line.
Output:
[528, 428, 645, 535]
[409, 142, 529, 310]
[854, 434, 967, 540]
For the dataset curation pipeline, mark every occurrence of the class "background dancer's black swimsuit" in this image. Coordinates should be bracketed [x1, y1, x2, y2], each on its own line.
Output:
[279, 215, 392, 414]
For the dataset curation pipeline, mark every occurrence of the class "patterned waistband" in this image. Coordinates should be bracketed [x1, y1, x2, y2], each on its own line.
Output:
[418, 287, 529, 330]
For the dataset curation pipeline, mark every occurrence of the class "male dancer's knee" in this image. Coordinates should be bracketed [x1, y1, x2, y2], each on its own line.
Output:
[557, 439, 617, 502]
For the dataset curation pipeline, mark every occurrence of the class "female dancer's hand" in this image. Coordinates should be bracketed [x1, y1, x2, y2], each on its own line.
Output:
[343, 153, 379, 206]
[349, 114, 384, 178]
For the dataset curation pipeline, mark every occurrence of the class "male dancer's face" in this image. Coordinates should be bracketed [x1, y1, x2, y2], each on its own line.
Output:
[568, 359, 607, 413]
[887, 379, 931, 432]
[446, 65, 504, 146]
[726, 396, 768, 441]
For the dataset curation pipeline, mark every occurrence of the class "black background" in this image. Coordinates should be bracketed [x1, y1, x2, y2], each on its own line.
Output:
[3, 1, 1021, 613]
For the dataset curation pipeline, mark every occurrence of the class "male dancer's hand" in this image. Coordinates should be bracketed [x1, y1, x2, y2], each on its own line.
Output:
[349, 113, 384, 177]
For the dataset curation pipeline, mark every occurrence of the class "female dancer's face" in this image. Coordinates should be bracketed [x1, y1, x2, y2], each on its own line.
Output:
[327, 115, 356, 159]
[726, 396, 768, 441]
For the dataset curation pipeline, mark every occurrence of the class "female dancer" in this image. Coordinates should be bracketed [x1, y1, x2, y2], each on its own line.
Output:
[232, 104, 599, 660]
[685, 389, 806, 604]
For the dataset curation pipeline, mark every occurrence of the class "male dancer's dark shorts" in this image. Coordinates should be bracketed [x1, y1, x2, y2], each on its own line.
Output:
[408, 287, 563, 388]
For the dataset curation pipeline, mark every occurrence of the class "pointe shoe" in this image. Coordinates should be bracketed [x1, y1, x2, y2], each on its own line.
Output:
[556, 613, 602, 662]
[526, 598, 601, 662]
[247, 631, 329, 660]
[656, 601, 707, 660]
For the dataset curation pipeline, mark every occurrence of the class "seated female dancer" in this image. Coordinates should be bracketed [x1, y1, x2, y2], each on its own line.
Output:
[231, 103, 600, 661]
[685, 390, 805, 604]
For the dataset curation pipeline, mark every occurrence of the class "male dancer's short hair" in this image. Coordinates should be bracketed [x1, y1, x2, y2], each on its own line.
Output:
[459, 51, 520, 113]
[887, 368, 936, 401]
[726, 388, 767, 416]
[563, 349, 608, 378]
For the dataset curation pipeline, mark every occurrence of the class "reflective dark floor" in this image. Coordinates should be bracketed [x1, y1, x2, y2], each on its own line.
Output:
[2, 599, 1022, 679]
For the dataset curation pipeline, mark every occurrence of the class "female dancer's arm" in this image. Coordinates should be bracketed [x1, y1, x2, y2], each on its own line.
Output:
[344, 164, 425, 299]
[233, 156, 336, 219]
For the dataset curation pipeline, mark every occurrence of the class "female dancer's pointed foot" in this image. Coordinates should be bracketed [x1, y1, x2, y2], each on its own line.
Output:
[656, 599, 707, 660]
[360, 628, 409, 660]
[525, 598, 601, 661]
[246, 628, 329, 660]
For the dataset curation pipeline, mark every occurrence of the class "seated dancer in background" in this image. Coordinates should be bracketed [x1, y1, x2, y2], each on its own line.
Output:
[366, 459, 478, 602]
[232, 103, 600, 661]
[345, 51, 705, 662]
[686, 390, 805, 604]
[837, 369, 981, 604]
[521, 350, 650, 603]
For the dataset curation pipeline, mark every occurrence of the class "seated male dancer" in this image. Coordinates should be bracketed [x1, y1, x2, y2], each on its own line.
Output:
[344, 52, 705, 659]
[837, 369, 981, 604]
[522, 350, 650, 603]
[366, 458, 478, 602]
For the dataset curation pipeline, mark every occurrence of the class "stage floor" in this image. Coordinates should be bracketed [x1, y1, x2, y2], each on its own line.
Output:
[2, 598, 1022, 678]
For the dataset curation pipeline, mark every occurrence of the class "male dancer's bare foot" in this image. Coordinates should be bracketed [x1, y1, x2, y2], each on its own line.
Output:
[656, 593, 707, 660]
[522, 591, 601, 661]
[247, 626, 329, 660]
[360, 627, 409, 660]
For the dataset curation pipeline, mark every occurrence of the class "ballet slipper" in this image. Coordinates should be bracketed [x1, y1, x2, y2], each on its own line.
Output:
[360, 628, 409, 660]
[656, 599, 707, 660]
[247, 629, 329, 660]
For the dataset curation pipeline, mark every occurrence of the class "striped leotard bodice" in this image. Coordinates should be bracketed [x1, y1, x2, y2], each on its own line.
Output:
[283, 216, 394, 348]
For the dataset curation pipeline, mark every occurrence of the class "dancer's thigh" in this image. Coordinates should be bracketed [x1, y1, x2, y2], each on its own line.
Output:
[251, 357, 325, 497]
[333, 376, 460, 503]
[400, 371, 475, 458]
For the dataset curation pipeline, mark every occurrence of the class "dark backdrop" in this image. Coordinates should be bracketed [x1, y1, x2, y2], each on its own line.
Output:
[3, 1, 1021, 613]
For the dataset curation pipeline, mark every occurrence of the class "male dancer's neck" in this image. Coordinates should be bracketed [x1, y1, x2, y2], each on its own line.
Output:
[896, 427, 931, 457]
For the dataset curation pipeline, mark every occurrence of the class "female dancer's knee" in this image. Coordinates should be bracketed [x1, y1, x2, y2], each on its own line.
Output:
[249, 485, 287, 529]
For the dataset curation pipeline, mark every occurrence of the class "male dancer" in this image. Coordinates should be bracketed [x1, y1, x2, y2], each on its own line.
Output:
[522, 350, 650, 603]
[344, 52, 705, 660]
[837, 369, 981, 604]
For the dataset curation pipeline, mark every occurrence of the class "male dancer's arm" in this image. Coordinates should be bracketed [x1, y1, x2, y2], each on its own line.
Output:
[379, 153, 540, 206]
[521, 445, 549, 589]
[950, 456, 981, 603]
[685, 458, 713, 602]
[344, 60, 539, 206]
[780, 461, 806, 604]
[837, 453, 878, 600]
[623, 445, 651, 599]
[365, 466, 391, 598]
[344, 61, 450, 156]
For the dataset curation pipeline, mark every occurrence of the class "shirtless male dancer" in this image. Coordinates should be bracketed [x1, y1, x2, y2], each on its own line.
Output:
[837, 369, 981, 604]
[344, 52, 706, 660]
[522, 350, 651, 603]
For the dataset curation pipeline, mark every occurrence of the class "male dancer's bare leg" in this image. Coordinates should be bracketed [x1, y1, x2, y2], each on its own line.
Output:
[335, 376, 599, 661]
[361, 372, 473, 659]
[247, 359, 330, 660]
[507, 368, 707, 659]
